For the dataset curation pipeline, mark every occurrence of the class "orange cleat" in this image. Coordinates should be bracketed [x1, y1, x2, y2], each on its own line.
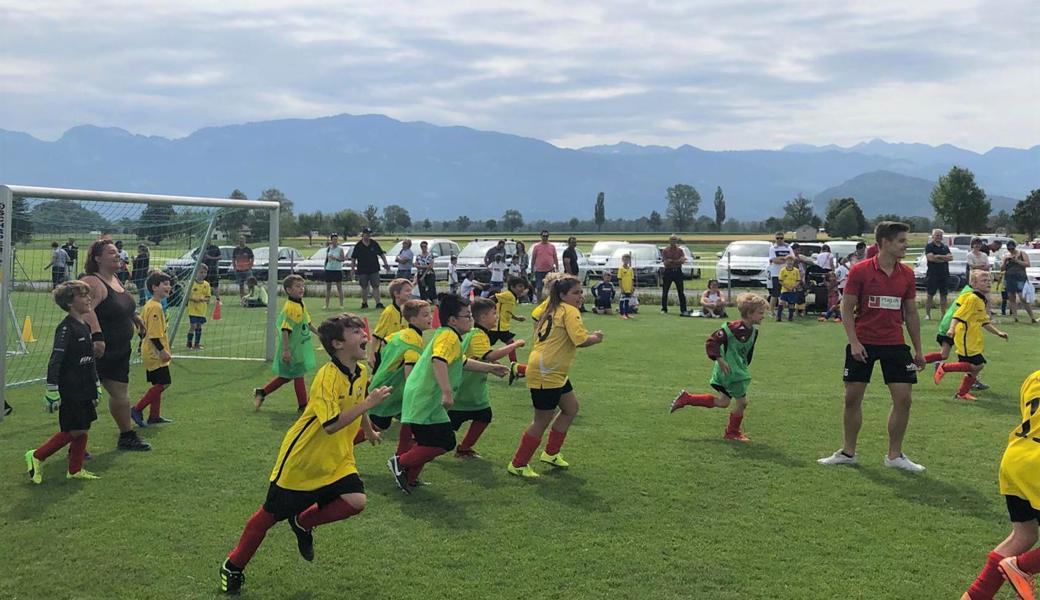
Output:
[998, 556, 1036, 600]
[723, 431, 750, 442]
[934, 364, 946, 385]
[955, 393, 978, 401]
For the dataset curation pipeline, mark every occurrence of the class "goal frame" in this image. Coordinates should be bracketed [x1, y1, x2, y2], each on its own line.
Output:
[0, 184, 281, 422]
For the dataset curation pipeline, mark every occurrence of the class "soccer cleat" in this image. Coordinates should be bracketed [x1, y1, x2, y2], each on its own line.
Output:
[375, 302, 385, 309]
[387, 456, 411, 494]
[455, 448, 482, 459]
[409, 478, 430, 488]
[507, 463, 540, 478]
[508, 362, 519, 386]
[220, 560, 245, 595]
[66, 469, 100, 480]
[999, 556, 1036, 600]
[723, 431, 750, 442]
[933, 363, 946, 385]
[817, 449, 858, 466]
[670, 390, 691, 413]
[130, 407, 148, 428]
[972, 380, 991, 391]
[287, 516, 314, 561]
[539, 452, 570, 468]
[147, 416, 174, 425]
[955, 393, 978, 401]
[660, 308, 668, 314]
[186, 343, 193, 350]
[252, 388, 266, 411]
[25, 449, 42, 484]
[883, 454, 926, 473]
[4, 400, 12, 416]
[359, 302, 369, 310]
[194, 345, 205, 350]
[116, 432, 151, 451]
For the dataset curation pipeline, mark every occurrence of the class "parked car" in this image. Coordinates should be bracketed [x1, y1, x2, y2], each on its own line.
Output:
[164, 245, 233, 278]
[913, 246, 971, 290]
[382, 238, 462, 282]
[820, 240, 863, 264]
[605, 243, 661, 286]
[251, 246, 305, 281]
[455, 240, 519, 282]
[1022, 249, 1040, 291]
[657, 244, 702, 280]
[293, 243, 356, 280]
[529, 242, 589, 284]
[587, 240, 629, 279]
[715, 241, 771, 287]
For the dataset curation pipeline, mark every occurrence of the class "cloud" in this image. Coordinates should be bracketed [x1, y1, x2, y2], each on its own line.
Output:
[0, 0, 1035, 151]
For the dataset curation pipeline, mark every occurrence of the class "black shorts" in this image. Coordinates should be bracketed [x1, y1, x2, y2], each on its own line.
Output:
[95, 347, 132, 384]
[206, 274, 220, 289]
[324, 270, 344, 283]
[958, 354, 987, 366]
[448, 407, 493, 430]
[594, 298, 611, 309]
[843, 344, 918, 385]
[935, 333, 954, 347]
[926, 273, 949, 296]
[369, 413, 397, 430]
[262, 473, 365, 521]
[409, 422, 456, 452]
[770, 277, 782, 298]
[59, 397, 97, 432]
[488, 330, 516, 345]
[52, 269, 66, 286]
[530, 379, 574, 411]
[1006, 495, 1040, 523]
[146, 366, 172, 386]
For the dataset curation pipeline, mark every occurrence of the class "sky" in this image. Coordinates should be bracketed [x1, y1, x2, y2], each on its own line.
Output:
[1, 0, 1036, 152]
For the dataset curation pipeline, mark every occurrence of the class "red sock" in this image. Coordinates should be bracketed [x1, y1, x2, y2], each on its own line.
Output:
[508, 349, 518, 362]
[967, 551, 1006, 599]
[398, 445, 446, 484]
[923, 352, 943, 363]
[134, 384, 163, 413]
[227, 508, 278, 568]
[68, 434, 87, 474]
[458, 421, 489, 451]
[516, 364, 527, 376]
[297, 497, 363, 530]
[1016, 547, 1040, 573]
[545, 429, 567, 455]
[678, 392, 718, 408]
[406, 462, 427, 485]
[262, 377, 290, 395]
[511, 432, 542, 468]
[34, 431, 73, 461]
[293, 377, 307, 408]
[726, 413, 744, 434]
[352, 429, 366, 446]
[942, 362, 973, 373]
[958, 374, 978, 396]
[396, 424, 414, 456]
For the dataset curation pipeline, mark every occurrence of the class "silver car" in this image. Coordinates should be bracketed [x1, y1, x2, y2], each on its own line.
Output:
[383, 238, 462, 281]
[456, 240, 519, 282]
[715, 241, 771, 287]
[293, 243, 355, 280]
[252, 246, 305, 281]
[587, 241, 630, 279]
[605, 243, 662, 286]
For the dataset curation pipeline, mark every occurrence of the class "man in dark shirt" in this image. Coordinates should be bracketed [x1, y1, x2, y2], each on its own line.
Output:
[350, 227, 391, 309]
[484, 240, 507, 267]
[562, 237, 586, 312]
[62, 238, 78, 276]
[924, 228, 953, 320]
[661, 234, 690, 316]
[231, 237, 255, 297]
[203, 241, 223, 299]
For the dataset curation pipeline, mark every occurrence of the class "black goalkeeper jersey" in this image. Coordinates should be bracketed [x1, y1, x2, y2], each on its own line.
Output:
[47, 316, 98, 402]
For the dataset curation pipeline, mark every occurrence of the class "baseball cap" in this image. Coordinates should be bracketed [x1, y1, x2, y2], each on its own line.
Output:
[361, 227, 372, 234]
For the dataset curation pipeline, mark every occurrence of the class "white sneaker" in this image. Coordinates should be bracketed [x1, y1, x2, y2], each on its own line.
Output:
[817, 449, 858, 466]
[883, 454, 925, 473]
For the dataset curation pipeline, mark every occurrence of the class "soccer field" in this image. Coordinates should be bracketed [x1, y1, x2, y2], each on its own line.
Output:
[1, 300, 1036, 599]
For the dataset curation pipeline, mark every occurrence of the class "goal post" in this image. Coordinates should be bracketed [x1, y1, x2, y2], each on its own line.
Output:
[0, 184, 281, 423]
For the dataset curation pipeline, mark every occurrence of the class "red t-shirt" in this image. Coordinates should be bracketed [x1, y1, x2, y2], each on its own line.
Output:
[844, 256, 916, 346]
[865, 244, 879, 259]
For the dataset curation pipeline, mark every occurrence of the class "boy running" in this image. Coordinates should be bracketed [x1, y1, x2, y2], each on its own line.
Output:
[25, 281, 101, 483]
[670, 293, 768, 441]
[369, 278, 413, 369]
[131, 271, 175, 427]
[220, 314, 392, 594]
[934, 270, 1008, 400]
[187, 264, 212, 349]
[253, 275, 318, 412]
[491, 276, 527, 364]
[617, 253, 636, 319]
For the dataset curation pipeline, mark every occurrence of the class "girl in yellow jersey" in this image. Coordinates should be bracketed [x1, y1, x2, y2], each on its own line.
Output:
[508, 276, 603, 478]
[963, 370, 1040, 600]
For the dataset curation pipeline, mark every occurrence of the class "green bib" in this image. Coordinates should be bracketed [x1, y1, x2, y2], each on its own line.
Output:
[938, 285, 974, 336]
[453, 330, 491, 411]
[272, 301, 316, 378]
[710, 323, 757, 390]
[401, 327, 464, 425]
[369, 330, 423, 418]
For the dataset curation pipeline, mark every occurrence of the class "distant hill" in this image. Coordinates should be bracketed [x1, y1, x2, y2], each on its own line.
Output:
[0, 114, 1034, 222]
[812, 170, 1021, 217]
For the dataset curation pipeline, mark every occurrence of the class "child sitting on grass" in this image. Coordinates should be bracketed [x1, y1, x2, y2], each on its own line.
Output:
[242, 276, 268, 308]
[591, 272, 616, 315]
[699, 279, 726, 318]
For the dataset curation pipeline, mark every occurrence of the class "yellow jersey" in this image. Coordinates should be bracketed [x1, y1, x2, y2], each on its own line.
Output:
[617, 265, 635, 294]
[389, 326, 424, 370]
[141, 299, 170, 372]
[372, 302, 407, 343]
[952, 291, 988, 357]
[527, 303, 589, 389]
[999, 370, 1040, 508]
[279, 298, 312, 332]
[269, 361, 368, 491]
[494, 290, 518, 332]
[188, 280, 211, 318]
[778, 266, 801, 292]
[467, 326, 493, 360]
[531, 298, 549, 321]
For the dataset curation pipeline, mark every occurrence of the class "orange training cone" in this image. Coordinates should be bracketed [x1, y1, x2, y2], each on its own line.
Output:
[212, 300, 222, 321]
[21, 316, 36, 343]
[432, 309, 441, 329]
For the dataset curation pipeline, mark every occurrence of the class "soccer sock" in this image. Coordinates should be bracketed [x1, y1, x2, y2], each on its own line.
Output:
[511, 432, 542, 467]
[298, 497, 363, 530]
[788, 308, 794, 319]
[957, 374, 978, 396]
[261, 377, 290, 395]
[967, 551, 1006, 599]
[923, 352, 943, 363]
[459, 421, 489, 451]
[545, 429, 567, 455]
[34, 431, 73, 461]
[1016, 547, 1040, 573]
[227, 508, 278, 569]
[186, 331, 193, 347]
[942, 362, 973, 373]
[726, 412, 744, 434]
[134, 384, 164, 415]
[508, 349, 518, 363]
[776, 307, 782, 319]
[396, 424, 414, 456]
[398, 445, 445, 470]
[293, 377, 308, 408]
[676, 391, 717, 409]
[68, 434, 87, 474]
[515, 364, 527, 377]
[352, 429, 367, 446]
[194, 328, 202, 346]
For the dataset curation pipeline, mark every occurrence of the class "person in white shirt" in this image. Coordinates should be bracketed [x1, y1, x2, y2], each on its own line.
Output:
[815, 244, 835, 271]
[395, 239, 414, 279]
[835, 258, 850, 292]
[448, 255, 459, 295]
[323, 233, 347, 309]
[459, 271, 485, 298]
[767, 232, 794, 310]
[488, 255, 507, 294]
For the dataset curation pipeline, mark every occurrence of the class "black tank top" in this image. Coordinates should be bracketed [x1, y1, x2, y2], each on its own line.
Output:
[88, 274, 136, 351]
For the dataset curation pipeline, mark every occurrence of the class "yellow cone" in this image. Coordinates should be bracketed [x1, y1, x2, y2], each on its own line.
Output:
[21, 316, 36, 343]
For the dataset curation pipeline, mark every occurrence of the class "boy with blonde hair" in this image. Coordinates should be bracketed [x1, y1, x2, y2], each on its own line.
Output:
[131, 271, 175, 427]
[369, 278, 413, 369]
[777, 255, 800, 321]
[617, 253, 636, 319]
[934, 270, 1008, 400]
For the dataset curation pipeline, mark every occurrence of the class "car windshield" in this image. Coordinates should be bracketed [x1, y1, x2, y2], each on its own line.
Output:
[591, 241, 628, 257]
[614, 245, 657, 261]
[460, 241, 513, 258]
[726, 243, 770, 257]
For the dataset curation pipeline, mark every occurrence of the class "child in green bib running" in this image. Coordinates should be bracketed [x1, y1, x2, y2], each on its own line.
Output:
[387, 294, 509, 493]
[670, 293, 768, 442]
[254, 275, 319, 412]
[451, 297, 526, 459]
[923, 284, 991, 391]
[362, 299, 433, 456]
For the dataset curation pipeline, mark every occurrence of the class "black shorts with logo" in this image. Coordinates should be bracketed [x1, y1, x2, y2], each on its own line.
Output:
[530, 379, 574, 411]
[263, 473, 365, 521]
[843, 344, 918, 385]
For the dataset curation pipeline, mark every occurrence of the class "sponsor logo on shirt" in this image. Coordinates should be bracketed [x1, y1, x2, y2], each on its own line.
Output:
[867, 295, 902, 310]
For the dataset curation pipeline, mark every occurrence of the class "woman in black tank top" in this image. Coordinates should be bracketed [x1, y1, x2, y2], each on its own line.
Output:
[82, 239, 151, 451]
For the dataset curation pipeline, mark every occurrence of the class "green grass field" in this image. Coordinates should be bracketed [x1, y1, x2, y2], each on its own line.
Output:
[2, 299, 1037, 599]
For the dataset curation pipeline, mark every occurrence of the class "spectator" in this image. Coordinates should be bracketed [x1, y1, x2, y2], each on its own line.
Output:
[62, 238, 78, 277]
[415, 240, 437, 301]
[965, 237, 990, 278]
[132, 244, 150, 305]
[45, 241, 70, 288]
[661, 234, 690, 316]
[351, 227, 391, 309]
[699, 279, 726, 318]
[232, 236, 255, 298]
[203, 240, 223, 301]
[395, 239, 414, 279]
[448, 255, 459, 295]
[849, 241, 867, 266]
[924, 228, 953, 320]
[114, 241, 130, 284]
[483, 239, 508, 268]
[322, 233, 346, 309]
[459, 270, 485, 298]
[767, 231, 794, 311]
[815, 244, 836, 271]
[979, 239, 1008, 314]
[1002, 241, 1037, 323]
[562, 236, 586, 312]
[530, 230, 559, 301]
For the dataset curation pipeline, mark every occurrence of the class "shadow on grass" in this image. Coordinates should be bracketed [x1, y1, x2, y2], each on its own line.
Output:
[679, 437, 807, 469]
[535, 470, 612, 513]
[448, 455, 499, 489]
[858, 467, 1002, 522]
[6, 448, 121, 521]
[391, 486, 485, 531]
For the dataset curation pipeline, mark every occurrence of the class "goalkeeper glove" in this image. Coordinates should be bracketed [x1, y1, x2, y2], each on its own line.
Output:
[44, 388, 61, 413]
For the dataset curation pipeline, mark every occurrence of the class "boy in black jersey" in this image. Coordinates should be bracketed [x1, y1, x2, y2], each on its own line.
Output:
[25, 281, 101, 483]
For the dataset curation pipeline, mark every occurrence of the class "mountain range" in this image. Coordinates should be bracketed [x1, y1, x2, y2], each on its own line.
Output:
[0, 113, 1035, 221]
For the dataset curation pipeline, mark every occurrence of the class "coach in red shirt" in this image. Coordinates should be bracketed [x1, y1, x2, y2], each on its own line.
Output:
[818, 221, 926, 472]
